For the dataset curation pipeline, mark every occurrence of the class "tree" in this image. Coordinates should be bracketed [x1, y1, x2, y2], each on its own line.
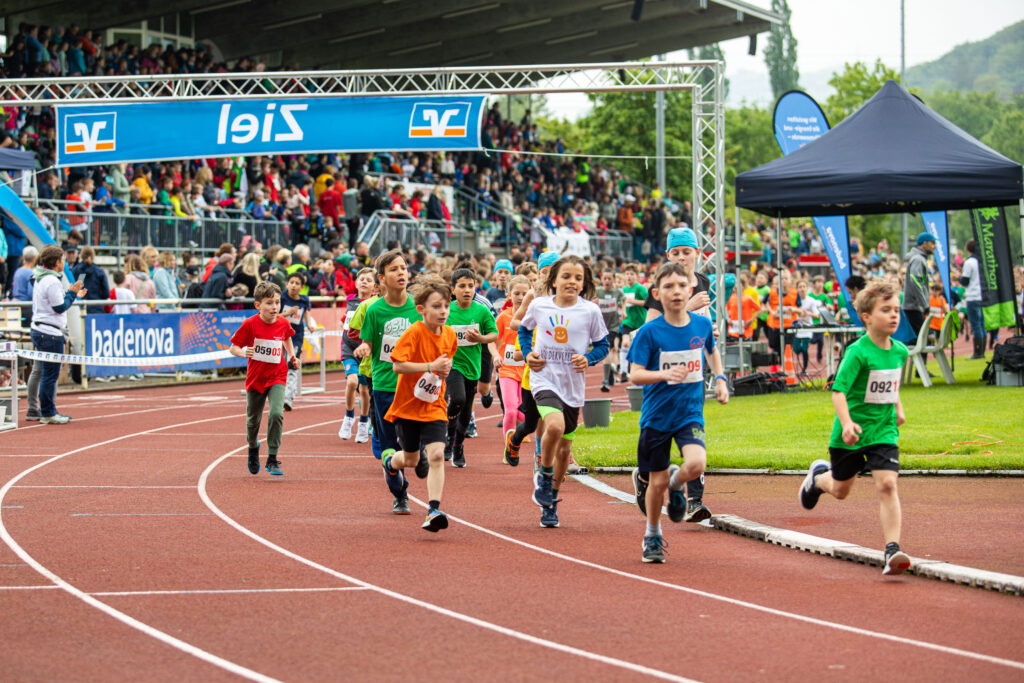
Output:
[824, 59, 903, 124]
[764, 0, 800, 101]
[925, 89, 1002, 141]
[982, 103, 1024, 164]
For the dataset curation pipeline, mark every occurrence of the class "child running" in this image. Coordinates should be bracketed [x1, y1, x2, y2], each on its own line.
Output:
[355, 250, 423, 513]
[280, 271, 317, 411]
[520, 254, 610, 528]
[798, 281, 912, 576]
[339, 267, 376, 440]
[595, 268, 624, 392]
[382, 277, 458, 532]
[230, 281, 299, 476]
[627, 263, 729, 563]
[495, 274, 531, 465]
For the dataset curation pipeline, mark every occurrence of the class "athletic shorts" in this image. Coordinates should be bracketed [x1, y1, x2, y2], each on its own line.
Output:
[533, 389, 580, 440]
[358, 373, 369, 386]
[394, 418, 447, 453]
[343, 358, 359, 376]
[636, 423, 706, 473]
[604, 330, 621, 350]
[479, 344, 493, 383]
[828, 444, 900, 481]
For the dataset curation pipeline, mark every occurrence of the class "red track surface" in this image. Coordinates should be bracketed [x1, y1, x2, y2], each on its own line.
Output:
[1, 375, 1022, 681]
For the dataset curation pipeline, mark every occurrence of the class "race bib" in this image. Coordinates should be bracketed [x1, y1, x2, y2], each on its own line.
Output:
[287, 308, 302, 325]
[796, 328, 813, 339]
[660, 348, 703, 385]
[342, 310, 356, 332]
[694, 305, 711, 319]
[864, 368, 901, 404]
[599, 296, 616, 313]
[502, 343, 524, 367]
[379, 334, 398, 362]
[251, 338, 283, 364]
[729, 318, 743, 335]
[413, 371, 443, 403]
[450, 324, 480, 347]
[929, 306, 942, 318]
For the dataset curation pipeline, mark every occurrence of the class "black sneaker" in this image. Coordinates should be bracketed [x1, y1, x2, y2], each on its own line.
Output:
[540, 500, 560, 528]
[414, 447, 430, 479]
[24, 411, 40, 421]
[619, 371, 629, 383]
[631, 468, 648, 515]
[684, 499, 711, 523]
[452, 442, 466, 468]
[600, 382, 610, 393]
[247, 442, 260, 475]
[393, 492, 411, 515]
[666, 465, 686, 522]
[444, 439, 453, 462]
[422, 509, 448, 532]
[283, 402, 292, 412]
[883, 542, 911, 575]
[799, 459, 830, 510]
[642, 535, 668, 563]
[480, 392, 494, 409]
[265, 459, 283, 476]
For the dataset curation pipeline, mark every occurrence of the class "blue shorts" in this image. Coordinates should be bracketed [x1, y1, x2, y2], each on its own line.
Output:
[358, 374, 369, 387]
[636, 423, 706, 473]
[343, 358, 359, 376]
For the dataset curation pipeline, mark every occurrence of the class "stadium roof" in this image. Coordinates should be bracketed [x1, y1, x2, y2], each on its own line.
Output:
[16, 0, 779, 69]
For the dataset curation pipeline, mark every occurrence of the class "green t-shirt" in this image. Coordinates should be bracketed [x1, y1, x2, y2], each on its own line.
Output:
[829, 335, 909, 450]
[359, 296, 421, 393]
[756, 285, 770, 321]
[446, 301, 498, 381]
[621, 283, 648, 332]
[349, 295, 378, 377]
[595, 286, 624, 331]
[809, 291, 830, 324]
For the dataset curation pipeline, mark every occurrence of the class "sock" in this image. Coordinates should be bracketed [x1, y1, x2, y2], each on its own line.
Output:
[646, 522, 661, 537]
[429, 499, 440, 511]
[551, 488, 559, 500]
[346, 409, 354, 418]
[669, 469, 687, 491]
[359, 415, 369, 423]
[541, 465, 554, 477]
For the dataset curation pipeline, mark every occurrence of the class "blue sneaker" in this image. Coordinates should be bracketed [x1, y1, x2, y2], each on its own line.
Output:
[540, 500, 560, 528]
[642, 535, 668, 563]
[667, 465, 687, 522]
[422, 508, 448, 532]
[265, 458, 283, 476]
[381, 450, 405, 494]
[799, 459, 831, 510]
[532, 471, 554, 508]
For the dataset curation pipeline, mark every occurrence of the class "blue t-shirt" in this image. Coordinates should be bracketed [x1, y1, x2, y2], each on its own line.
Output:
[626, 314, 715, 433]
[280, 291, 310, 347]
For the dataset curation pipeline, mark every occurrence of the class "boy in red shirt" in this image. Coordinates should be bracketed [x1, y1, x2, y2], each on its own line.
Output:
[230, 281, 299, 476]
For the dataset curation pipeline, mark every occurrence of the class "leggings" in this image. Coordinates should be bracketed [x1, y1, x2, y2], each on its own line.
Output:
[499, 376, 521, 434]
[246, 384, 286, 456]
[511, 387, 540, 447]
[445, 368, 476, 445]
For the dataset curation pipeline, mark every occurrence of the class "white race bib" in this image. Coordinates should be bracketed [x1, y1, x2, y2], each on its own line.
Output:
[450, 323, 480, 347]
[695, 305, 711, 318]
[796, 328, 813, 339]
[502, 343, 524, 367]
[342, 309, 356, 332]
[287, 308, 302, 325]
[929, 306, 942, 318]
[413, 371, 443, 403]
[599, 296, 616, 313]
[251, 338, 283, 364]
[660, 348, 703, 385]
[864, 368, 901, 404]
[379, 334, 398, 362]
[729, 318, 743, 335]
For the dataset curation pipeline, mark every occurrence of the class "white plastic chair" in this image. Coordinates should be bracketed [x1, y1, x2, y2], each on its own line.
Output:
[903, 314, 934, 387]
[923, 313, 957, 385]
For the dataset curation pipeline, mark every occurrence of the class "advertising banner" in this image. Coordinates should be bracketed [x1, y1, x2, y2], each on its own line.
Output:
[921, 210, 951, 303]
[57, 95, 486, 166]
[772, 91, 855, 319]
[85, 310, 249, 377]
[969, 206, 1018, 330]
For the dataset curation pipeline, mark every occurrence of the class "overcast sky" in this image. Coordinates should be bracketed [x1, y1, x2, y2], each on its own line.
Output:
[548, 0, 1024, 118]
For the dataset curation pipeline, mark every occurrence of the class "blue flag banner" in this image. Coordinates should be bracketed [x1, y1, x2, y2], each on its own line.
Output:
[56, 95, 486, 166]
[921, 210, 951, 303]
[772, 91, 856, 320]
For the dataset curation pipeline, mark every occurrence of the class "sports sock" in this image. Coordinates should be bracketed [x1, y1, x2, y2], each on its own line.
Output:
[541, 465, 553, 477]
[645, 522, 661, 537]
[346, 409, 354, 418]
[429, 499, 440, 511]
[551, 488, 559, 499]
[669, 469, 688, 491]
[358, 415, 369, 423]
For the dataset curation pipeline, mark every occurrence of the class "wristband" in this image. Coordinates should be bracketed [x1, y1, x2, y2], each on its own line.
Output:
[714, 373, 728, 383]
[426, 362, 431, 373]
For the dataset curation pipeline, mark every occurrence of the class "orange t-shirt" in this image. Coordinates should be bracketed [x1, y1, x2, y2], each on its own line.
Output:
[495, 309, 525, 382]
[385, 321, 458, 424]
[766, 288, 799, 329]
[727, 291, 761, 338]
[929, 295, 948, 331]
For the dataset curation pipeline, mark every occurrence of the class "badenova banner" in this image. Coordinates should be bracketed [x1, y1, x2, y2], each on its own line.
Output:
[56, 95, 486, 166]
[921, 210, 951, 303]
[969, 206, 1017, 330]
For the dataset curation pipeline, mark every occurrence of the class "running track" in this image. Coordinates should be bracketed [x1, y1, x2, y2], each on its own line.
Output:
[1, 376, 1022, 681]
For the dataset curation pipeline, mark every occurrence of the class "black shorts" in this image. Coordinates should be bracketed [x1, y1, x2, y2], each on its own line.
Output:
[533, 390, 580, 439]
[636, 423, 706, 473]
[604, 330, 621, 350]
[828, 444, 900, 481]
[394, 418, 448, 453]
[479, 344, 493, 382]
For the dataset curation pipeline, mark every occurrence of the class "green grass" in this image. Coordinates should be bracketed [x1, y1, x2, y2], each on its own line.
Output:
[573, 356, 1024, 471]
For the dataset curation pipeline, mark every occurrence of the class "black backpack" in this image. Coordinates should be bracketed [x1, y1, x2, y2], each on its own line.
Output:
[983, 337, 1024, 384]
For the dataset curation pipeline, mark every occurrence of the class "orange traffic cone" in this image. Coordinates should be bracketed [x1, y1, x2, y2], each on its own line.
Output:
[783, 344, 798, 386]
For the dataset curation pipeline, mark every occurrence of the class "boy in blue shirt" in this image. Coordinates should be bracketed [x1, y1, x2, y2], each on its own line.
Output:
[627, 262, 729, 563]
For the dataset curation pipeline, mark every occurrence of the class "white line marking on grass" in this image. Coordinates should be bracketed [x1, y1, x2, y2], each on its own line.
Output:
[198, 426, 697, 683]
[92, 586, 371, 597]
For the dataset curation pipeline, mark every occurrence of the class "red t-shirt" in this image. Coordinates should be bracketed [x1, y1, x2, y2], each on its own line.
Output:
[230, 313, 295, 392]
[318, 189, 343, 223]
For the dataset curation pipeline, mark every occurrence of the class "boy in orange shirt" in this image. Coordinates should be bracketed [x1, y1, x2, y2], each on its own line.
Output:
[928, 282, 948, 335]
[382, 277, 459, 532]
[765, 269, 800, 357]
[727, 275, 761, 340]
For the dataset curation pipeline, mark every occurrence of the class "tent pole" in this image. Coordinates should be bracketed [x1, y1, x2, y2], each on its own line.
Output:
[736, 204, 743, 375]
[777, 212, 786, 381]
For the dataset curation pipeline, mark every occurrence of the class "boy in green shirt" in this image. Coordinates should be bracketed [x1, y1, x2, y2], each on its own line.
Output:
[619, 263, 648, 382]
[798, 281, 912, 576]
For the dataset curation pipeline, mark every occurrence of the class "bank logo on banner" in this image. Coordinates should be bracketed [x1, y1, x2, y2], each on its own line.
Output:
[63, 112, 116, 154]
[409, 102, 472, 138]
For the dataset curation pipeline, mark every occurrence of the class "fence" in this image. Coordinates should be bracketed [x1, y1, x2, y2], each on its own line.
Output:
[360, 211, 475, 257]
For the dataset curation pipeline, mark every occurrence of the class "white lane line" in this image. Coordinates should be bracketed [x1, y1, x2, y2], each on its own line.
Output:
[403, 493, 1024, 673]
[0, 455, 63, 458]
[198, 434, 697, 683]
[92, 587, 371, 597]
[70, 513, 214, 517]
[17, 485, 195, 489]
[0, 584, 58, 590]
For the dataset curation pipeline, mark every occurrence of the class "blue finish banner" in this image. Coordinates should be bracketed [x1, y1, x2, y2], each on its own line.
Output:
[772, 91, 856, 320]
[85, 310, 250, 377]
[921, 210, 951, 303]
[56, 95, 486, 166]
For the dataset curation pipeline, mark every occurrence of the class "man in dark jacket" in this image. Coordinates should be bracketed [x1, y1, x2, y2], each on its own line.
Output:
[202, 253, 235, 307]
[902, 232, 935, 338]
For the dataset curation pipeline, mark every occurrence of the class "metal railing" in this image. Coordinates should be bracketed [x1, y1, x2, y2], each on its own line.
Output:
[361, 211, 473, 257]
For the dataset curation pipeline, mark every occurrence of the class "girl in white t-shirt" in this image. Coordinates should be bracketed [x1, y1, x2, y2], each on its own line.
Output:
[519, 255, 609, 529]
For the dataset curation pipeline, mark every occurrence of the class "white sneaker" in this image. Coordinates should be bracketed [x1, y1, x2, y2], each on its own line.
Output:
[338, 415, 355, 440]
[354, 420, 370, 443]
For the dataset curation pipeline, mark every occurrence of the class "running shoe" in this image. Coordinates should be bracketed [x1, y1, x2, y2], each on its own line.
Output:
[452, 442, 466, 468]
[338, 415, 355, 440]
[684, 499, 711, 524]
[480, 392, 494, 409]
[466, 416, 478, 439]
[24, 411, 40, 421]
[381, 450, 405, 494]
[798, 459, 831, 510]
[503, 429, 520, 467]
[600, 381, 610, 393]
[642, 535, 668, 563]
[444, 438, 453, 462]
[422, 509, 449, 532]
[265, 458, 283, 476]
[414, 447, 430, 479]
[392, 492, 411, 515]
[40, 414, 71, 424]
[631, 467, 649, 516]
[883, 542, 911, 575]
[540, 500, 560, 528]
[354, 420, 370, 443]
[247, 441, 260, 475]
[532, 471, 554, 508]
[283, 402, 292, 412]
[666, 465, 686, 523]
